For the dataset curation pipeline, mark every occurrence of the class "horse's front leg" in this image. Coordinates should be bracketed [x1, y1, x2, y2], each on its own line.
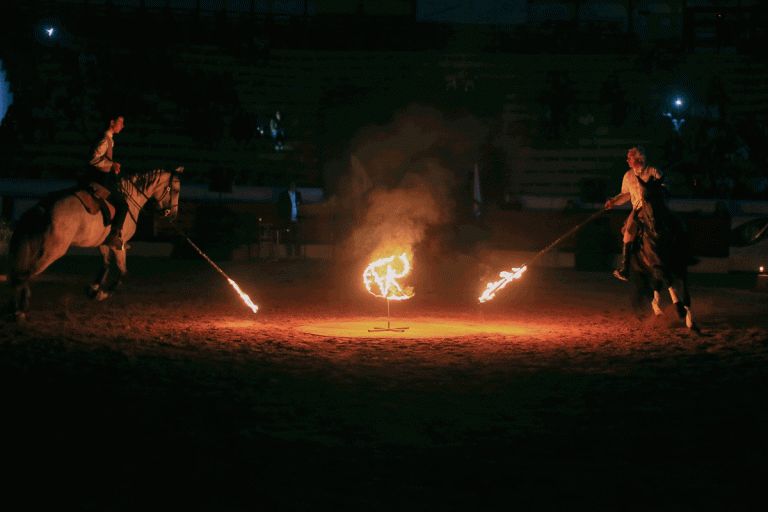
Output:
[87, 262, 110, 299]
[105, 248, 128, 294]
[667, 285, 686, 317]
[87, 246, 113, 300]
[652, 290, 662, 316]
[681, 281, 698, 332]
[668, 285, 697, 331]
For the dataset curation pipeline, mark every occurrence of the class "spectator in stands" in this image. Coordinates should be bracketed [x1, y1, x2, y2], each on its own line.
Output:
[270, 110, 285, 151]
[277, 180, 303, 259]
[604, 146, 663, 281]
[87, 114, 129, 250]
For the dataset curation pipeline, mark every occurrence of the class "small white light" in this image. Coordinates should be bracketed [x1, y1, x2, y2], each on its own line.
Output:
[760, 266, 765, 273]
[675, 99, 682, 106]
[46, 28, 54, 37]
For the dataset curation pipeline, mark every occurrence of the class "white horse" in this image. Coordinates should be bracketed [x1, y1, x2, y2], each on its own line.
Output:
[6, 167, 182, 322]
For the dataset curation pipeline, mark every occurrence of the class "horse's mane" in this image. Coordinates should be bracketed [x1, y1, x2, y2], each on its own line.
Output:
[119, 169, 166, 193]
[634, 176, 692, 282]
[638, 177, 673, 239]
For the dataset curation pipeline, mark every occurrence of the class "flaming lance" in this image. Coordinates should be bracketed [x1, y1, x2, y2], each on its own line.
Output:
[479, 208, 608, 303]
[162, 214, 259, 313]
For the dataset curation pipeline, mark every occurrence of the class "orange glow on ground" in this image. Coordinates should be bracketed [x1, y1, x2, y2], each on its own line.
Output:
[215, 320, 259, 329]
[296, 319, 532, 339]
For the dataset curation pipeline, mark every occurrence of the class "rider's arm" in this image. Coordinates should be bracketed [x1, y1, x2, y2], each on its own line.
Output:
[613, 192, 630, 205]
[607, 171, 633, 208]
[606, 192, 630, 209]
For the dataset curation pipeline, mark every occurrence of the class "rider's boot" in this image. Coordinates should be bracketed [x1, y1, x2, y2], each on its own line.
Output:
[102, 230, 128, 251]
[613, 242, 632, 281]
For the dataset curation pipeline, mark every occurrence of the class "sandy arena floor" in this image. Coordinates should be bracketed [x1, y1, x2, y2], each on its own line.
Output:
[2, 255, 767, 510]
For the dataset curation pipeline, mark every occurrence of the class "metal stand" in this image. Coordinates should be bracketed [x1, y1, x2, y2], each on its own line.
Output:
[369, 298, 409, 332]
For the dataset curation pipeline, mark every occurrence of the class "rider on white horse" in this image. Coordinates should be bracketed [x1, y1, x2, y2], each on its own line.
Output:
[87, 114, 129, 250]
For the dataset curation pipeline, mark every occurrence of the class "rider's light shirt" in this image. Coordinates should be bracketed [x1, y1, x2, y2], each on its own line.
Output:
[619, 165, 662, 210]
[89, 131, 115, 173]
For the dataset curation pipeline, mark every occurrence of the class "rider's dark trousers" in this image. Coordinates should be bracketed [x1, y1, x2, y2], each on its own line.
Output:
[85, 168, 129, 230]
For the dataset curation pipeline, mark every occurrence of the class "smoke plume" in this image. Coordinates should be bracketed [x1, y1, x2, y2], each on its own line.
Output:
[332, 103, 488, 263]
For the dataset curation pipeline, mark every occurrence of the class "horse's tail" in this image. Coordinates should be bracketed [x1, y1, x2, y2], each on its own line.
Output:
[8, 205, 50, 284]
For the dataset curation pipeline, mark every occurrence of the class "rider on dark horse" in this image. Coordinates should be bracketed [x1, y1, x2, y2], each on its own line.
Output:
[86, 114, 129, 250]
[605, 146, 664, 280]
[605, 146, 697, 281]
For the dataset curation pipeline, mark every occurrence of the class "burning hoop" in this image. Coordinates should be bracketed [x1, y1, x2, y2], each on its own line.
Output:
[363, 252, 414, 300]
[364, 251, 413, 332]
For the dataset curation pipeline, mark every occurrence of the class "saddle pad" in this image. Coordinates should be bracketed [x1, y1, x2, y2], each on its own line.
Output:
[75, 190, 101, 215]
[75, 189, 116, 222]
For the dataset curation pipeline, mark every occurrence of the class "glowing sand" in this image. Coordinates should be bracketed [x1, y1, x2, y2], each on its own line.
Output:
[296, 319, 530, 339]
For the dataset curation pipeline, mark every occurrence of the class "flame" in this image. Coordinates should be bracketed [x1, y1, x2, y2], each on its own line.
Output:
[363, 252, 415, 300]
[478, 266, 526, 303]
[227, 278, 259, 313]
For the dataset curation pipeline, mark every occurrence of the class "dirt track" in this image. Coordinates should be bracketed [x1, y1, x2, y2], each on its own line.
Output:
[2, 256, 768, 510]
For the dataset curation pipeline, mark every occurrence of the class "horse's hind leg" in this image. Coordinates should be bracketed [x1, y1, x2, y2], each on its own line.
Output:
[7, 235, 65, 322]
[7, 247, 32, 322]
[10, 278, 31, 323]
[681, 279, 698, 332]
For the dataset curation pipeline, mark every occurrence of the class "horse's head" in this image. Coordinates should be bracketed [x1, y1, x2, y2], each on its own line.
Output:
[155, 166, 183, 220]
[131, 167, 183, 221]
[636, 174, 668, 236]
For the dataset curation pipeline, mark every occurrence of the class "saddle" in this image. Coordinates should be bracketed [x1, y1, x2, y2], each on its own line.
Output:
[75, 182, 116, 227]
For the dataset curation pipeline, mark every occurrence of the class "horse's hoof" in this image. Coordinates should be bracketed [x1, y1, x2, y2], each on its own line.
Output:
[95, 290, 110, 301]
[85, 284, 100, 299]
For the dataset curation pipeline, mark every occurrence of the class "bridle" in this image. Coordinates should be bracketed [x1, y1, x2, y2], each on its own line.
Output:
[154, 169, 182, 217]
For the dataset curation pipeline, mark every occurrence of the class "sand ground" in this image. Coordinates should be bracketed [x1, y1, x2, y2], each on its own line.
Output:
[2, 256, 767, 510]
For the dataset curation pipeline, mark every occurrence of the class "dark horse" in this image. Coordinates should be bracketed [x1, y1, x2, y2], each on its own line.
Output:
[6, 167, 182, 322]
[629, 174, 699, 332]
